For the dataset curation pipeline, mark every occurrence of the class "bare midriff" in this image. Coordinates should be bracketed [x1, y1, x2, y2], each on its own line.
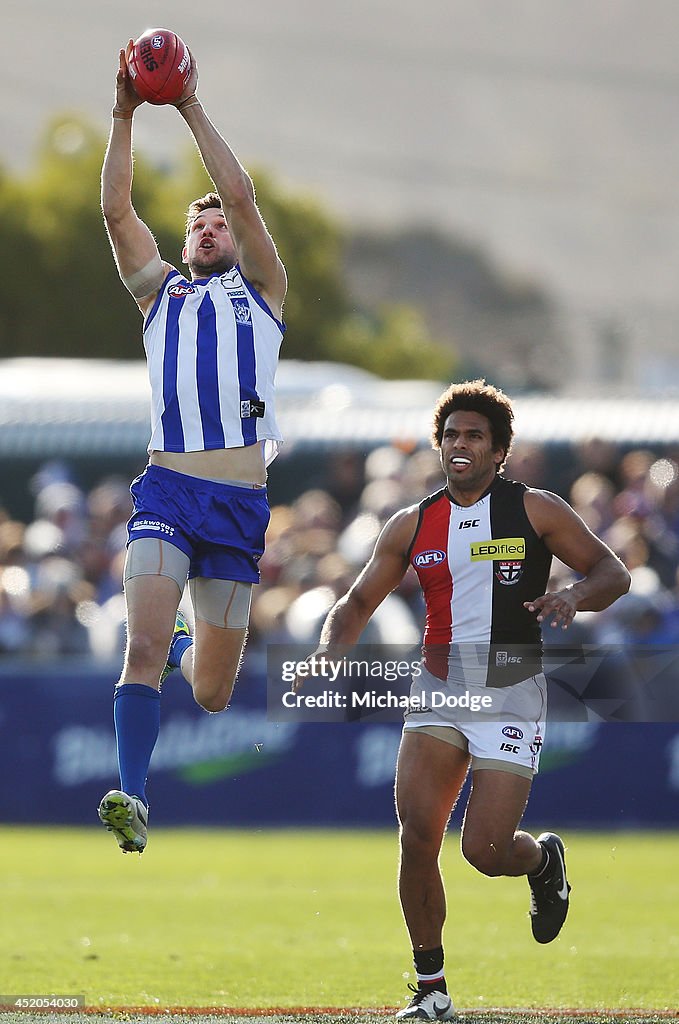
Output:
[150, 445, 267, 484]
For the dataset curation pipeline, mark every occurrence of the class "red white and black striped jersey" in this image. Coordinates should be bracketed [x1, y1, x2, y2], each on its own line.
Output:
[408, 476, 552, 686]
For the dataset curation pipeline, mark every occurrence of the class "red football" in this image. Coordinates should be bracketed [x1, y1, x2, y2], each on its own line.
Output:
[128, 28, 190, 105]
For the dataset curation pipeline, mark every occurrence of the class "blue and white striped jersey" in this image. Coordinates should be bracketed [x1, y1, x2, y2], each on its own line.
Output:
[143, 265, 284, 463]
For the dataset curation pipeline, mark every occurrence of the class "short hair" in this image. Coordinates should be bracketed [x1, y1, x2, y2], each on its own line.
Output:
[185, 192, 223, 236]
[431, 379, 514, 466]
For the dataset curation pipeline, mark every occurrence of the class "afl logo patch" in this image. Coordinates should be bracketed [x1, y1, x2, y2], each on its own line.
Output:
[502, 726, 524, 740]
[168, 284, 195, 298]
[414, 549, 446, 568]
[495, 560, 523, 585]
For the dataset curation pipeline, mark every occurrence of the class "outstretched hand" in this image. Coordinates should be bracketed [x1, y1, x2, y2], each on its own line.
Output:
[114, 43, 144, 116]
[292, 648, 333, 693]
[174, 48, 199, 108]
[524, 588, 578, 630]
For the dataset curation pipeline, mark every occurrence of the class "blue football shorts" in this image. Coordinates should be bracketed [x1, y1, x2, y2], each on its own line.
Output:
[126, 464, 270, 583]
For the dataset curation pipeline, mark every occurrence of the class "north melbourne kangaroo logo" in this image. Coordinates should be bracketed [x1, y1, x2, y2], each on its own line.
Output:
[233, 300, 252, 324]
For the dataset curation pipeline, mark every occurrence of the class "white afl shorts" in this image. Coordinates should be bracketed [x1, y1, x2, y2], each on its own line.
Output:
[403, 666, 547, 778]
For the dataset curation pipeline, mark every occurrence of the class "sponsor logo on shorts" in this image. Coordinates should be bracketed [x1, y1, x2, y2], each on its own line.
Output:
[413, 549, 446, 568]
[130, 519, 175, 536]
[470, 537, 525, 561]
[168, 283, 195, 297]
[502, 725, 524, 740]
[499, 742, 520, 754]
[495, 560, 524, 585]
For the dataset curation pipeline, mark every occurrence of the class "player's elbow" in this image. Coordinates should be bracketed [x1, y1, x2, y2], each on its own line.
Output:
[594, 558, 632, 610]
[101, 199, 127, 229]
[101, 185, 133, 227]
[609, 556, 632, 601]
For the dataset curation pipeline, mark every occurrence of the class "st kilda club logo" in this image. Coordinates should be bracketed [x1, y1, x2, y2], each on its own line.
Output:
[495, 560, 523, 585]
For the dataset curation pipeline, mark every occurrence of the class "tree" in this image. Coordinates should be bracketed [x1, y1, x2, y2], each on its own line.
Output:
[0, 114, 454, 381]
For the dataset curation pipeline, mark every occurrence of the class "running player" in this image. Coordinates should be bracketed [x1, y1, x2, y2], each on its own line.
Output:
[310, 380, 630, 1019]
[98, 41, 287, 853]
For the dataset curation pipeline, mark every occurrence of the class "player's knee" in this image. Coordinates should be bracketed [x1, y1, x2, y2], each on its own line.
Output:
[461, 835, 506, 877]
[192, 674, 236, 714]
[399, 818, 441, 862]
[125, 630, 168, 675]
[196, 694, 229, 714]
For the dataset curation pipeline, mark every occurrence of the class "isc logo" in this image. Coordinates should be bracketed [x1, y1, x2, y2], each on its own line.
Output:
[496, 651, 523, 666]
[500, 742, 520, 754]
[458, 519, 479, 529]
[414, 549, 446, 568]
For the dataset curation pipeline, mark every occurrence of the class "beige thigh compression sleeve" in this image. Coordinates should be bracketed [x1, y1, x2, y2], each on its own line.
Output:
[189, 577, 253, 629]
[124, 538, 190, 593]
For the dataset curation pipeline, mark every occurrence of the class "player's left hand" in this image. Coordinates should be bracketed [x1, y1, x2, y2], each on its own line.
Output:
[524, 588, 578, 629]
[174, 48, 198, 107]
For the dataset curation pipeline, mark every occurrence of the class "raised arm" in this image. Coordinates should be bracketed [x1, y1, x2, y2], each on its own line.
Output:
[318, 507, 419, 649]
[174, 58, 287, 317]
[524, 488, 631, 629]
[101, 45, 168, 316]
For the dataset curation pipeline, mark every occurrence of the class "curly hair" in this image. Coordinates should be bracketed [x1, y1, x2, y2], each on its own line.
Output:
[431, 379, 514, 467]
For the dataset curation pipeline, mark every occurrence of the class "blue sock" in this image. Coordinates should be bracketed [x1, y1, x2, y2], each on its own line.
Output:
[168, 632, 193, 671]
[113, 683, 161, 807]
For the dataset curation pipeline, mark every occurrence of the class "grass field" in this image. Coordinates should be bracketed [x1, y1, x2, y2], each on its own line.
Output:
[0, 827, 677, 1019]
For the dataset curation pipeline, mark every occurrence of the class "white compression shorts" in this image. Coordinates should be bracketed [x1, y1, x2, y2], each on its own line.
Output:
[123, 537, 252, 629]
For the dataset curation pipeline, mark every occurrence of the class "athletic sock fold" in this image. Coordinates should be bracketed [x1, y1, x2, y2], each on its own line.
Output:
[168, 631, 193, 669]
[528, 845, 550, 878]
[414, 946, 447, 994]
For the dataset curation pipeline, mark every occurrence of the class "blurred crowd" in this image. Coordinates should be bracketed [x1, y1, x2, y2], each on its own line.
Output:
[2, 437, 679, 664]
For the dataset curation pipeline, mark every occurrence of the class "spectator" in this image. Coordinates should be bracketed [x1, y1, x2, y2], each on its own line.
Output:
[3, 439, 679, 662]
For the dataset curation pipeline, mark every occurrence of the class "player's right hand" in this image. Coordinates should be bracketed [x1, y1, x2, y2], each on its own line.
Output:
[114, 43, 145, 116]
[292, 647, 332, 693]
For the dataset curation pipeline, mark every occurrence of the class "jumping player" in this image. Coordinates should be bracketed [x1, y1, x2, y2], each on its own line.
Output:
[98, 41, 287, 853]
[310, 381, 630, 1019]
